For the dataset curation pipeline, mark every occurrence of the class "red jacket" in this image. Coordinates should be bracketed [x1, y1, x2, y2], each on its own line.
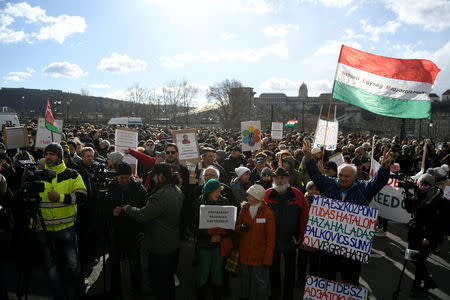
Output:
[128, 148, 156, 169]
[236, 201, 276, 266]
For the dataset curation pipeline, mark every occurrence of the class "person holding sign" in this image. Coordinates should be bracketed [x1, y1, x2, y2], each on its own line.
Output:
[194, 179, 233, 299]
[236, 184, 275, 300]
[303, 141, 393, 285]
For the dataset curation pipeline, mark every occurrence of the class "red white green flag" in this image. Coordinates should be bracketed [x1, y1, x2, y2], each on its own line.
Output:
[45, 99, 61, 134]
[332, 45, 440, 119]
[285, 119, 298, 127]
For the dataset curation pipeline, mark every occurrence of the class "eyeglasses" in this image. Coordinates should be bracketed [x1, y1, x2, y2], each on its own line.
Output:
[166, 151, 177, 155]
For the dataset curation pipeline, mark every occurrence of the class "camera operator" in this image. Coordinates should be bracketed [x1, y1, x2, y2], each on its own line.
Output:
[0, 142, 15, 183]
[35, 142, 87, 299]
[408, 173, 443, 295]
[108, 162, 147, 298]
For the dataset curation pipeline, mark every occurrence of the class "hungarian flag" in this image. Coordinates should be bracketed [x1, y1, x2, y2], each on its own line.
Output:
[285, 119, 298, 127]
[45, 99, 61, 134]
[332, 45, 440, 119]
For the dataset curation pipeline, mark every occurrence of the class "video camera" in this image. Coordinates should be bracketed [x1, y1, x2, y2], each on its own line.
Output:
[389, 173, 419, 214]
[16, 160, 56, 204]
[90, 161, 117, 192]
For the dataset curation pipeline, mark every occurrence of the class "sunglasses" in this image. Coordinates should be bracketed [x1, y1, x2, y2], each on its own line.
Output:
[166, 151, 177, 155]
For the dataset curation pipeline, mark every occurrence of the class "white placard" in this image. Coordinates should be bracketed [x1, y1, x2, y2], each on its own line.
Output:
[271, 122, 283, 131]
[35, 118, 63, 148]
[199, 205, 237, 230]
[3, 127, 28, 149]
[115, 128, 138, 173]
[304, 275, 368, 300]
[241, 121, 261, 152]
[329, 152, 344, 167]
[369, 159, 412, 223]
[173, 128, 200, 162]
[313, 119, 338, 151]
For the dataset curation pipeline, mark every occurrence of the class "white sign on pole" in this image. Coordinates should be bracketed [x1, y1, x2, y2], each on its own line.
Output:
[173, 128, 200, 162]
[271, 122, 283, 140]
[313, 119, 338, 151]
[241, 121, 261, 151]
[35, 118, 63, 148]
[369, 159, 411, 223]
[115, 128, 138, 174]
[199, 205, 237, 230]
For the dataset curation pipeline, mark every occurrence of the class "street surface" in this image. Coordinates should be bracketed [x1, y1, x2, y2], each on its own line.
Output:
[6, 222, 450, 300]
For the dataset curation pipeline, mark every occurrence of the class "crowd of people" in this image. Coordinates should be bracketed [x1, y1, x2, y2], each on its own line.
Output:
[0, 121, 449, 300]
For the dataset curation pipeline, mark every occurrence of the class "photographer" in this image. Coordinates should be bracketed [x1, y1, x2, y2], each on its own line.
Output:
[35, 142, 87, 299]
[108, 162, 147, 298]
[408, 173, 443, 296]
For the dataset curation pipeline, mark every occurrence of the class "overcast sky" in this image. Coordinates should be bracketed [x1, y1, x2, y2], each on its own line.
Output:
[1, 0, 449, 107]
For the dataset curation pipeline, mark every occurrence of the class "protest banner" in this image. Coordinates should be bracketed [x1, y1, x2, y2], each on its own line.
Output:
[369, 159, 412, 223]
[115, 128, 138, 175]
[304, 275, 368, 300]
[271, 122, 283, 140]
[2, 127, 29, 149]
[173, 128, 200, 162]
[329, 152, 344, 167]
[313, 119, 338, 151]
[35, 118, 63, 148]
[303, 196, 378, 263]
[241, 121, 261, 151]
[199, 205, 237, 230]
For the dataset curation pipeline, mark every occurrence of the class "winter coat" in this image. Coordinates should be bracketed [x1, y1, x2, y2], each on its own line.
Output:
[108, 178, 147, 245]
[231, 177, 249, 208]
[305, 158, 390, 206]
[125, 183, 184, 254]
[236, 201, 276, 266]
[264, 187, 309, 253]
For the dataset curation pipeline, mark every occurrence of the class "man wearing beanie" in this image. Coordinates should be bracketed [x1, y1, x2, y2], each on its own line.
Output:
[264, 166, 309, 300]
[107, 162, 147, 298]
[35, 142, 87, 299]
[236, 184, 275, 300]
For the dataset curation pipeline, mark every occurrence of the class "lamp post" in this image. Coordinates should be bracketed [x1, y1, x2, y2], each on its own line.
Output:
[66, 99, 72, 121]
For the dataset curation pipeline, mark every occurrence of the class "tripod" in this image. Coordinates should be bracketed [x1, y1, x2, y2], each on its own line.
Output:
[16, 198, 58, 300]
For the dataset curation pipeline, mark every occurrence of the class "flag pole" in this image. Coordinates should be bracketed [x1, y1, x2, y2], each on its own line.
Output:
[320, 46, 342, 166]
[420, 141, 427, 171]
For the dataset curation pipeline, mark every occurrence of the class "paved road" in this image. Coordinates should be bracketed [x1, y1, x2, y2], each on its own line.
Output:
[6, 222, 450, 299]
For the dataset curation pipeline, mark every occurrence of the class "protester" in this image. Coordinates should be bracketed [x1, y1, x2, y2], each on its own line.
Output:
[303, 141, 393, 285]
[231, 166, 251, 207]
[194, 179, 233, 300]
[264, 167, 309, 300]
[236, 184, 275, 300]
[113, 162, 183, 300]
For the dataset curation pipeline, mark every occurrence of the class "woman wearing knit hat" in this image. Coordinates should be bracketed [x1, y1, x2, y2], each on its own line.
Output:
[230, 166, 251, 208]
[194, 179, 233, 299]
[236, 184, 275, 300]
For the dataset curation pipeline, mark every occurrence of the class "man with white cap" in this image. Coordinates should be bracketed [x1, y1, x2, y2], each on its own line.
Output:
[236, 184, 275, 300]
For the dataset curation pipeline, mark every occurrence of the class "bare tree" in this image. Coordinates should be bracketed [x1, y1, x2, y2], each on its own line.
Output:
[207, 79, 243, 128]
[128, 83, 150, 104]
[80, 88, 90, 96]
[179, 79, 198, 126]
[161, 80, 182, 123]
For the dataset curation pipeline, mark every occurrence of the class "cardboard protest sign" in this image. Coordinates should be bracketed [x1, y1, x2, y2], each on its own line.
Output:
[271, 122, 283, 140]
[303, 196, 378, 263]
[241, 121, 261, 151]
[173, 128, 200, 162]
[199, 205, 237, 230]
[329, 152, 344, 167]
[304, 275, 368, 300]
[369, 159, 412, 224]
[35, 118, 63, 148]
[2, 127, 29, 149]
[115, 128, 138, 175]
[313, 119, 338, 151]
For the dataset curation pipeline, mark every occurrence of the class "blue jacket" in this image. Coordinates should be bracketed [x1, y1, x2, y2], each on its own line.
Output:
[305, 159, 390, 206]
